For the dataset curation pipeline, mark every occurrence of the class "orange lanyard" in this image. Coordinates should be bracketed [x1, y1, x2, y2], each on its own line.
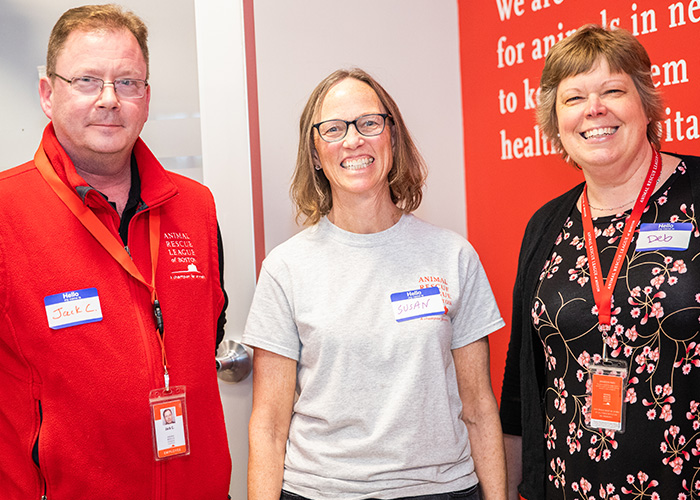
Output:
[580, 149, 661, 337]
[34, 146, 171, 389]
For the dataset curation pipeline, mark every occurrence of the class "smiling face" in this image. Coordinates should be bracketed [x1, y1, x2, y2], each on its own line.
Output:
[313, 78, 394, 205]
[163, 409, 174, 424]
[555, 58, 650, 171]
[39, 28, 150, 173]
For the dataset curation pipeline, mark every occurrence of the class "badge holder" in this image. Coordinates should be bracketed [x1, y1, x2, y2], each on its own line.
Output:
[585, 358, 628, 433]
[149, 386, 190, 460]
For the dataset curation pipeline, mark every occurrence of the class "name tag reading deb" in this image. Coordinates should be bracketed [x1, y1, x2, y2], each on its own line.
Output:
[44, 287, 103, 329]
[391, 286, 445, 322]
[635, 222, 692, 252]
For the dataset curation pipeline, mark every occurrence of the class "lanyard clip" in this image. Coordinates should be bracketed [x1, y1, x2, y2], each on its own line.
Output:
[153, 299, 164, 335]
[602, 341, 609, 363]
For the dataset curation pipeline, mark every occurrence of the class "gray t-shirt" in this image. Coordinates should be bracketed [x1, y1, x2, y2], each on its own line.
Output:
[243, 214, 504, 499]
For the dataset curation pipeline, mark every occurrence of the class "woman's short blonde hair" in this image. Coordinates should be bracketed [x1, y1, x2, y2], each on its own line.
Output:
[538, 24, 663, 159]
[291, 68, 427, 225]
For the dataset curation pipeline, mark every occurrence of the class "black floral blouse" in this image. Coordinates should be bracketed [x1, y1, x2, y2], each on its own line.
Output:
[534, 161, 700, 500]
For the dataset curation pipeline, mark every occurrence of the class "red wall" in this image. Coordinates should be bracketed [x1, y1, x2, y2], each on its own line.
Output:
[457, 0, 700, 402]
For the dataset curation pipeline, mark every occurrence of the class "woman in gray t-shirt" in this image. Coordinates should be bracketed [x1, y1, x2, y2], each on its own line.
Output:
[243, 68, 506, 500]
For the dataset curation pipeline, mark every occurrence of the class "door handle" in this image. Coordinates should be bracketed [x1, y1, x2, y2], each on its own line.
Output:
[215, 339, 252, 383]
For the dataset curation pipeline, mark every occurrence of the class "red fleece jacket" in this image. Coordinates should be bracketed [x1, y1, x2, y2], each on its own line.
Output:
[0, 124, 231, 499]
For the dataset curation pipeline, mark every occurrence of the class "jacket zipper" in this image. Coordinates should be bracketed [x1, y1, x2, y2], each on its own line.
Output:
[129, 265, 164, 499]
[128, 204, 170, 499]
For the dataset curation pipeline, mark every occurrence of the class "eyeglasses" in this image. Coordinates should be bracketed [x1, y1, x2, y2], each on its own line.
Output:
[313, 113, 390, 143]
[53, 73, 149, 99]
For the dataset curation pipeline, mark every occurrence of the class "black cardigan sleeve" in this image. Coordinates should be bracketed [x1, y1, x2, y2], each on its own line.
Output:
[500, 182, 584, 499]
[499, 221, 532, 435]
[500, 182, 584, 436]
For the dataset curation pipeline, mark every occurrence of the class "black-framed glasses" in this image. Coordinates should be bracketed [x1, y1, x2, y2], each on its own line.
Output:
[313, 113, 390, 143]
[53, 73, 149, 99]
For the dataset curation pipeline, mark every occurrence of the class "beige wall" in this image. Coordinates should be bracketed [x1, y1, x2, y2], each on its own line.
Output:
[253, 0, 467, 252]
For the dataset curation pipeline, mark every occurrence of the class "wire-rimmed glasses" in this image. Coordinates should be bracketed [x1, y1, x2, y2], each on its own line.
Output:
[53, 73, 149, 99]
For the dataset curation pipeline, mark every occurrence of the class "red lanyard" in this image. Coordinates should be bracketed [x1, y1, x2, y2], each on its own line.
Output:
[580, 149, 661, 328]
[34, 145, 171, 388]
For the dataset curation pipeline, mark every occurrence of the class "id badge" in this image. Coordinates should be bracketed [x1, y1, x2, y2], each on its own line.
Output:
[585, 360, 627, 433]
[149, 386, 190, 460]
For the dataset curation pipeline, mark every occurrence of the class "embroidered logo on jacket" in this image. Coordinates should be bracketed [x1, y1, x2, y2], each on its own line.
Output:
[164, 232, 206, 281]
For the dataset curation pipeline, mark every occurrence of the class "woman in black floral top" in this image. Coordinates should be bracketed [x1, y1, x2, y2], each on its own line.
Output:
[500, 24, 700, 500]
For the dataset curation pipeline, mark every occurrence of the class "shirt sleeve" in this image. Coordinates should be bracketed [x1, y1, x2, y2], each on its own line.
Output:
[449, 242, 505, 350]
[242, 259, 301, 361]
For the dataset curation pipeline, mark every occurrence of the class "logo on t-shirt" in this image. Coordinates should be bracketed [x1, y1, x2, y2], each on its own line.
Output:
[418, 275, 452, 316]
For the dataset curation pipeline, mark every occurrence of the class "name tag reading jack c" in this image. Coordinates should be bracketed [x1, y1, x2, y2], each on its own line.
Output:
[44, 287, 103, 329]
[391, 286, 445, 322]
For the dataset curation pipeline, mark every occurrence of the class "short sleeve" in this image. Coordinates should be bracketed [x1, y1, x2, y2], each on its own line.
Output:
[449, 243, 505, 350]
[242, 261, 301, 361]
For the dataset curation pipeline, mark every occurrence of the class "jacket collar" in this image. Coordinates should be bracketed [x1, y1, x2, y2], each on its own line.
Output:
[39, 123, 178, 209]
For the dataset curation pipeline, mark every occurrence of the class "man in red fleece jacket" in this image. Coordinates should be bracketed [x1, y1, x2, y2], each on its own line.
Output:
[0, 4, 232, 499]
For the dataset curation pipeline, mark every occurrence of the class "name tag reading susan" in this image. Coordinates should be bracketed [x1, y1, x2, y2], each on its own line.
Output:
[635, 222, 692, 251]
[390, 286, 445, 322]
[44, 287, 103, 329]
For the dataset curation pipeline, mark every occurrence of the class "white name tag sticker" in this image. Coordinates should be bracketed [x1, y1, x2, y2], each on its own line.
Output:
[635, 222, 692, 252]
[44, 287, 103, 329]
[390, 286, 445, 322]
